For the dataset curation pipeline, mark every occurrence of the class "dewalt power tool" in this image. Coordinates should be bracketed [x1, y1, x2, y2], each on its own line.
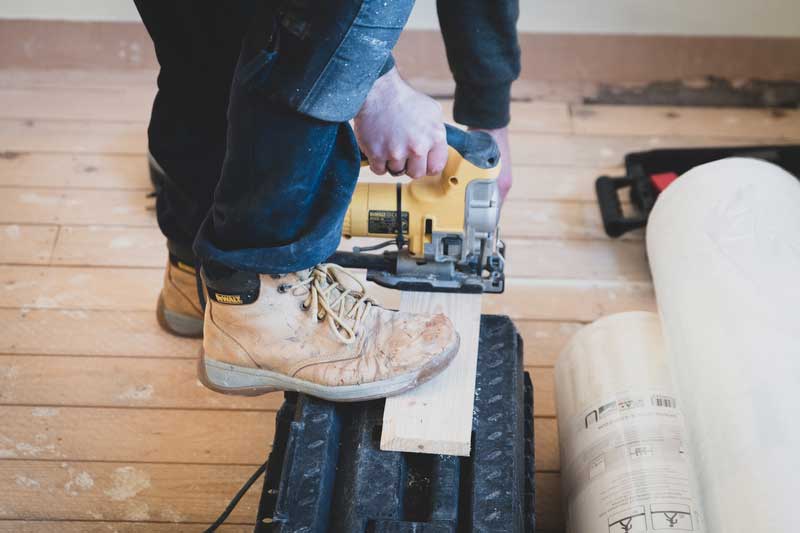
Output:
[329, 124, 505, 294]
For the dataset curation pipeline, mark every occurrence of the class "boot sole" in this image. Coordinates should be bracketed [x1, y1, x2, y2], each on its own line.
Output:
[197, 334, 460, 402]
[156, 294, 204, 338]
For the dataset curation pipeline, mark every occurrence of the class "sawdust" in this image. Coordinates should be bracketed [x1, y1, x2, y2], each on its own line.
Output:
[117, 384, 154, 401]
[15, 475, 40, 489]
[104, 466, 151, 501]
[3, 225, 21, 239]
[160, 507, 185, 522]
[31, 407, 59, 417]
[19, 192, 77, 207]
[124, 500, 150, 521]
[64, 470, 94, 496]
[110, 236, 134, 249]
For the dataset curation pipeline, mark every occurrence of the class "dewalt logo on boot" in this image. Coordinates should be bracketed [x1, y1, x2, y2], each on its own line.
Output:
[214, 293, 244, 305]
[206, 275, 259, 306]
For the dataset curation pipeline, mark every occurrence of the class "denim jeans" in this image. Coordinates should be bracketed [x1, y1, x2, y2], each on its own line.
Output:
[135, 0, 413, 273]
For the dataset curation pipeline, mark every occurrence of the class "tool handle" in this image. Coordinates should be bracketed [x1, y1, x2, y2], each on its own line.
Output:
[595, 176, 647, 238]
[359, 124, 499, 171]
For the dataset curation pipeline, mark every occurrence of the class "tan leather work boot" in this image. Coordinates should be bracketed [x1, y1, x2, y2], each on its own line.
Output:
[156, 256, 204, 338]
[199, 264, 460, 401]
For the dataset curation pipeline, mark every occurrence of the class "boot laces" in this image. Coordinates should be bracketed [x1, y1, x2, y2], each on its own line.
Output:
[282, 264, 375, 344]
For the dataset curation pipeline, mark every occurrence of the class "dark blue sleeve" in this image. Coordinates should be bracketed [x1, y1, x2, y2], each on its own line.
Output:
[436, 0, 521, 129]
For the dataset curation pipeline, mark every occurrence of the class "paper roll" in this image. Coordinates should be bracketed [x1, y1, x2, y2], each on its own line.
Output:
[647, 158, 800, 532]
[555, 311, 700, 533]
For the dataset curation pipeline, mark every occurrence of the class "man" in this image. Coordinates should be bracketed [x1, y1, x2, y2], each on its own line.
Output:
[136, 0, 520, 402]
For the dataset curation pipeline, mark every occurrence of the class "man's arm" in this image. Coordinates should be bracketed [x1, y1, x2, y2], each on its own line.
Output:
[437, 0, 520, 199]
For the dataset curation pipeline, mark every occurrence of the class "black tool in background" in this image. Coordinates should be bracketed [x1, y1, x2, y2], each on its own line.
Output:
[595, 144, 800, 238]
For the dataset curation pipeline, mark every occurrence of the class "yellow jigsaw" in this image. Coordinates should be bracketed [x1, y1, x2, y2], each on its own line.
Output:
[332, 125, 505, 293]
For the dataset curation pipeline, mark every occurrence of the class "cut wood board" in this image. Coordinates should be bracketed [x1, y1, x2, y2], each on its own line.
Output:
[380, 292, 482, 456]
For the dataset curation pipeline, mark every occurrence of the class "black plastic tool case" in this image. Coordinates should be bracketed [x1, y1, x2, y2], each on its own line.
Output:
[596, 144, 800, 237]
[253, 315, 535, 532]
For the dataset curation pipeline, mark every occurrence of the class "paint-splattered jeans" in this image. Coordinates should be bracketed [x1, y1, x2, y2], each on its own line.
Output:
[135, 0, 413, 273]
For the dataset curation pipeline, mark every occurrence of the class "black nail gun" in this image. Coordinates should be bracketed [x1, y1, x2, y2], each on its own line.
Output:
[596, 144, 800, 237]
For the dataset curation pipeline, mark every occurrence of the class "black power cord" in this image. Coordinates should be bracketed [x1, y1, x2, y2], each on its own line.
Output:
[204, 460, 268, 532]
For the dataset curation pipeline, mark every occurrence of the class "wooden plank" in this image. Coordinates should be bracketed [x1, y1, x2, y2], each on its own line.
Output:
[0, 87, 153, 122]
[506, 164, 620, 201]
[0, 116, 782, 167]
[0, 266, 656, 321]
[0, 150, 605, 199]
[488, 278, 656, 322]
[505, 237, 649, 281]
[0, 522, 250, 533]
[1, 185, 624, 240]
[0, 460, 260, 524]
[0, 386, 554, 469]
[39, 225, 649, 281]
[535, 472, 564, 532]
[0, 308, 197, 357]
[572, 104, 800, 140]
[517, 320, 584, 367]
[0, 406, 271, 464]
[0, 119, 146, 154]
[0, 265, 163, 311]
[0, 68, 157, 90]
[0, 355, 280, 412]
[381, 293, 482, 456]
[52, 226, 165, 267]
[0, 187, 155, 226]
[440, 99, 572, 133]
[501, 200, 643, 241]
[530, 367, 556, 417]
[0, 224, 57, 264]
[0, 358, 556, 416]
[534, 418, 560, 471]
[0, 152, 149, 189]
[0, 183, 631, 243]
[509, 132, 788, 167]
[0, 87, 571, 134]
[8, 81, 800, 143]
[0, 307, 572, 366]
[0, 460, 563, 530]
[0, 298, 563, 374]
[0, 358, 555, 468]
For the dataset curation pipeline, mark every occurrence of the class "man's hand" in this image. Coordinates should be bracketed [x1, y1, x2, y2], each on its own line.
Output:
[354, 67, 448, 179]
[470, 126, 512, 202]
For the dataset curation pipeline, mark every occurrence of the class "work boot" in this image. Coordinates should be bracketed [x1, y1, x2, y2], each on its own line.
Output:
[199, 263, 460, 401]
[156, 255, 204, 338]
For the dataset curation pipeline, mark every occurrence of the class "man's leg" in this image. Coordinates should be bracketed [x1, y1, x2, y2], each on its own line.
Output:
[136, 0, 257, 249]
[134, 0, 257, 336]
[192, 2, 461, 401]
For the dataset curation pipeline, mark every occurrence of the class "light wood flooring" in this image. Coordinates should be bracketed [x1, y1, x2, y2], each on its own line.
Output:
[0, 68, 798, 532]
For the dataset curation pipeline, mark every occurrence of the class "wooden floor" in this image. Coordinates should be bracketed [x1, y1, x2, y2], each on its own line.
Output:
[0, 68, 798, 533]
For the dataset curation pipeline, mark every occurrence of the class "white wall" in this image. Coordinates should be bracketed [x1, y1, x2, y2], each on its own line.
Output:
[1, 0, 798, 37]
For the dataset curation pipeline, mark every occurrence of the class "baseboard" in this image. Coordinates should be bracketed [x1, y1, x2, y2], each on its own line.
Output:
[2, 20, 798, 101]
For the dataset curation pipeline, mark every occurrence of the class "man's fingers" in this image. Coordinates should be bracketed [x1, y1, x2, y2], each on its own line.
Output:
[387, 158, 407, 177]
[406, 154, 428, 179]
[427, 141, 449, 176]
[369, 158, 387, 175]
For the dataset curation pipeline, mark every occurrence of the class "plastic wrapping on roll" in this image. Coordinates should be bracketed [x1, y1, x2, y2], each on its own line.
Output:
[555, 312, 701, 533]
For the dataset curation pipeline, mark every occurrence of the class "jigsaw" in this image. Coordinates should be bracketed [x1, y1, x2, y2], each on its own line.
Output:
[329, 124, 505, 294]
